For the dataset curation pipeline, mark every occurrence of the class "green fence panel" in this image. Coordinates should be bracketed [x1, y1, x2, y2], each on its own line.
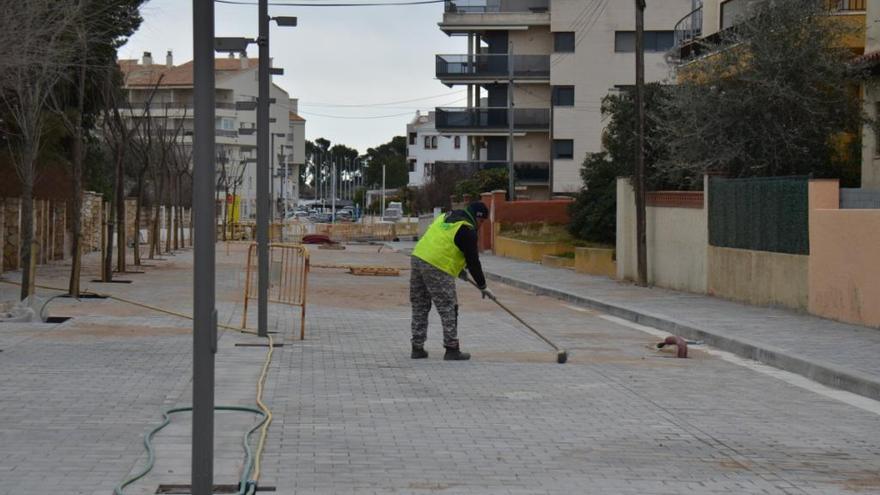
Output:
[708, 176, 809, 255]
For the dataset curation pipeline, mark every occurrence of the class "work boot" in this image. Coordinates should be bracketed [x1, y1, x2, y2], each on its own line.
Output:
[444, 346, 471, 361]
[411, 344, 428, 359]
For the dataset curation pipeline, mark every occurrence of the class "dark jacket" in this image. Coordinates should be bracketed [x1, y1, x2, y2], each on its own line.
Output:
[445, 210, 487, 289]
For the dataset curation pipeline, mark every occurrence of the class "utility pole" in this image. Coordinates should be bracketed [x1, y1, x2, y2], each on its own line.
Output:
[192, 0, 216, 492]
[381, 163, 386, 219]
[256, 0, 270, 336]
[635, 0, 648, 287]
[507, 39, 515, 201]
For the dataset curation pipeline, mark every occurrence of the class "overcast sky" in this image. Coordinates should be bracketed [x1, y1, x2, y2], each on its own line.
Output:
[121, 0, 464, 153]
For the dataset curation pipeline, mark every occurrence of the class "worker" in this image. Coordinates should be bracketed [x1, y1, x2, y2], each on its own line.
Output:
[409, 201, 493, 361]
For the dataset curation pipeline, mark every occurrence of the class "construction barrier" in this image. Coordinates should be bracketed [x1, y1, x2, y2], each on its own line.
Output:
[242, 242, 310, 340]
[307, 222, 417, 243]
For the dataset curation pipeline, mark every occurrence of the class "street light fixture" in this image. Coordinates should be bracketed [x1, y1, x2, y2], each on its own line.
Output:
[214, 37, 252, 54]
[272, 16, 298, 27]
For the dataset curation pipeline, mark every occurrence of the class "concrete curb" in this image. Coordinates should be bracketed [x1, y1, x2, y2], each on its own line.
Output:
[484, 271, 880, 402]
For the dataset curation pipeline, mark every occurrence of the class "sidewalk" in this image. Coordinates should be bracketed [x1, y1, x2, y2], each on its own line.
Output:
[477, 254, 880, 401]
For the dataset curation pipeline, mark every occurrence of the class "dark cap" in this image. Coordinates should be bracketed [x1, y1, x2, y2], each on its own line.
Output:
[467, 201, 489, 220]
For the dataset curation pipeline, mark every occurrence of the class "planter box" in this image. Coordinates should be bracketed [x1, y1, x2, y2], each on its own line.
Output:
[494, 235, 572, 263]
[575, 246, 616, 278]
[542, 254, 575, 269]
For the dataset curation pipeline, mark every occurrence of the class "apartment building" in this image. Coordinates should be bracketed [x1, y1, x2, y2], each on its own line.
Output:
[436, 0, 692, 197]
[406, 111, 469, 186]
[120, 51, 306, 219]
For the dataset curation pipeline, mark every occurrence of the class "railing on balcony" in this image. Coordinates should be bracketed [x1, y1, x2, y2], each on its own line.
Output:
[435, 107, 550, 131]
[673, 4, 703, 49]
[436, 54, 550, 80]
[434, 160, 550, 182]
[121, 101, 237, 112]
[444, 0, 549, 14]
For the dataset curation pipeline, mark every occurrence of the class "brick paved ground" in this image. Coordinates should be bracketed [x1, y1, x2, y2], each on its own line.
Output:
[1, 243, 879, 494]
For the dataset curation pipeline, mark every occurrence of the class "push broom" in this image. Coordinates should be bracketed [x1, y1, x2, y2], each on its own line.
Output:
[466, 278, 568, 364]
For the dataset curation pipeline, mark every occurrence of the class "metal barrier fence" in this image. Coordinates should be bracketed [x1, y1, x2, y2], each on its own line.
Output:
[242, 243, 310, 340]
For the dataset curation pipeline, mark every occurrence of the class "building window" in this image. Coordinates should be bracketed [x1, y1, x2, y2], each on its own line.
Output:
[552, 86, 575, 107]
[431, 136, 438, 149]
[408, 159, 416, 173]
[454, 136, 461, 149]
[424, 136, 431, 149]
[425, 163, 434, 178]
[409, 132, 417, 145]
[614, 31, 675, 53]
[553, 140, 574, 160]
[554, 32, 575, 53]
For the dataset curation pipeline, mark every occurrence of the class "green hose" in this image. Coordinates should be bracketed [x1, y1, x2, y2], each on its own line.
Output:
[114, 405, 267, 495]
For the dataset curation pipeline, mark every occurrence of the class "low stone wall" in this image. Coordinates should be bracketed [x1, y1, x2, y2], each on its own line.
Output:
[707, 246, 809, 310]
[574, 247, 616, 279]
[82, 192, 103, 253]
[494, 236, 572, 263]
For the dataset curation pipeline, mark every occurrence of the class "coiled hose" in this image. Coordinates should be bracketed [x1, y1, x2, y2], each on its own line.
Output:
[0, 279, 276, 494]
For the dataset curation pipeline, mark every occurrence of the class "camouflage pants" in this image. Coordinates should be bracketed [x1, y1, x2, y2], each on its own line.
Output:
[410, 256, 459, 348]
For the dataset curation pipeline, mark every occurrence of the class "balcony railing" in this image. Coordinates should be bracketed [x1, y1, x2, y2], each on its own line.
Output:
[436, 54, 550, 80]
[435, 107, 550, 131]
[434, 160, 550, 182]
[121, 101, 237, 112]
[444, 0, 549, 14]
[673, 4, 703, 49]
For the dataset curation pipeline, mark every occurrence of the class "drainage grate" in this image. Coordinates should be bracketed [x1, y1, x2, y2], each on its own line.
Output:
[156, 485, 275, 495]
[234, 343, 284, 348]
[46, 316, 72, 324]
[156, 485, 275, 494]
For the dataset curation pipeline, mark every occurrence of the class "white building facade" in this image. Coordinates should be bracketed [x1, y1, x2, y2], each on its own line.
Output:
[437, 0, 692, 196]
[120, 51, 305, 219]
[406, 111, 469, 187]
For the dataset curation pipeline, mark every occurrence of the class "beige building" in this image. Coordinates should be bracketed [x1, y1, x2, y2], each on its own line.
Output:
[436, 0, 692, 197]
[120, 51, 306, 218]
[859, 0, 880, 189]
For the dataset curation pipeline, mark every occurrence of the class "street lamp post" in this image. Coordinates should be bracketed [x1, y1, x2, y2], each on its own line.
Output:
[192, 1, 216, 493]
[256, 4, 296, 337]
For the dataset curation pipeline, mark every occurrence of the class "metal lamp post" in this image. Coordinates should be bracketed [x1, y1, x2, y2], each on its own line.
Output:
[192, 1, 216, 493]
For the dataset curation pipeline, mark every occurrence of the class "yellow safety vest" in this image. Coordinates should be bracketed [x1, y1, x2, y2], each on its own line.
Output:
[412, 214, 472, 277]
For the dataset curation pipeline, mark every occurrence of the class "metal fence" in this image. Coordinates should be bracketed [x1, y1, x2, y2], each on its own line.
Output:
[242, 243, 309, 340]
[708, 176, 809, 255]
[840, 188, 880, 209]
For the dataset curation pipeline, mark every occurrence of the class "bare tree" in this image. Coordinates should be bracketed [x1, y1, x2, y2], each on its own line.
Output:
[0, 0, 77, 299]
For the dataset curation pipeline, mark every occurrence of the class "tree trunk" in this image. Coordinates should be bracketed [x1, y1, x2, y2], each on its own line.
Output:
[103, 202, 114, 282]
[115, 145, 126, 273]
[134, 183, 144, 265]
[19, 171, 35, 300]
[68, 137, 83, 296]
[165, 172, 172, 253]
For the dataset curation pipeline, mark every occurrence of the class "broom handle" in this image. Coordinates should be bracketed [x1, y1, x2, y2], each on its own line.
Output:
[466, 278, 560, 352]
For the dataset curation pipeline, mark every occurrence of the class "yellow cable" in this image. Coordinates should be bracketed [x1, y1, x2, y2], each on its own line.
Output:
[0, 277, 274, 483]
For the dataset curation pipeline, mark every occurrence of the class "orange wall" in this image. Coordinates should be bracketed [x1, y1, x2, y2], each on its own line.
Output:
[808, 180, 880, 328]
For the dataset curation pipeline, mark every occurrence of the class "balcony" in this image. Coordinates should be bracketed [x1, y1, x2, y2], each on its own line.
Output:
[436, 54, 550, 84]
[434, 160, 550, 183]
[440, 0, 550, 34]
[444, 0, 549, 14]
[435, 107, 550, 132]
[673, 4, 702, 60]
